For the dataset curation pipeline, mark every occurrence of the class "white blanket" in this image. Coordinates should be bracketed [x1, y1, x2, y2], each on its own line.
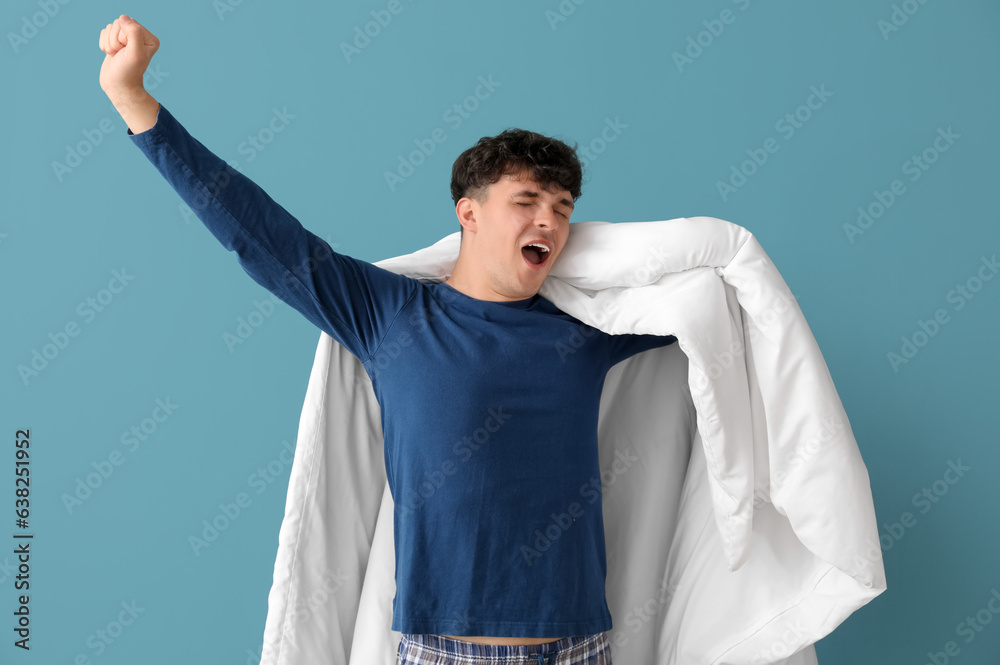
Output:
[257, 216, 886, 665]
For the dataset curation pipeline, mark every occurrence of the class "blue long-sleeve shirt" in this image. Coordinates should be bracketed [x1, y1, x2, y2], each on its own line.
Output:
[127, 103, 677, 637]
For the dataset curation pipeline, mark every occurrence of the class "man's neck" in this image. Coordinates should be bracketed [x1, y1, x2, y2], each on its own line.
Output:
[443, 275, 536, 303]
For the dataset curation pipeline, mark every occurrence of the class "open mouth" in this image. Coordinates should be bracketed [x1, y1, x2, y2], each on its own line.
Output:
[521, 243, 551, 266]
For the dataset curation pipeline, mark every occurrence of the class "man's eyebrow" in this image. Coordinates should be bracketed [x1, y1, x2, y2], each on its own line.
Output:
[510, 190, 575, 209]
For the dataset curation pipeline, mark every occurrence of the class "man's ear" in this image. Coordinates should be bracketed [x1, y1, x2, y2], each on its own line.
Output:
[455, 197, 478, 234]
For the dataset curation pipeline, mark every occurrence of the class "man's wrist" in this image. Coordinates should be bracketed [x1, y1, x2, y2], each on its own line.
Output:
[109, 88, 160, 135]
[108, 86, 150, 110]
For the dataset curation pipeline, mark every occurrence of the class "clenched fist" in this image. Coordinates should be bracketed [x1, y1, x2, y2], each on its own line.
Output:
[99, 14, 159, 103]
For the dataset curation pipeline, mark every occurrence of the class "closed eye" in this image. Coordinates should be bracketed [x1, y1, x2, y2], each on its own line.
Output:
[517, 202, 569, 218]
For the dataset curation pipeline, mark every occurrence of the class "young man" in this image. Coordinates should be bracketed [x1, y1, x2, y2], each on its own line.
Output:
[100, 14, 676, 665]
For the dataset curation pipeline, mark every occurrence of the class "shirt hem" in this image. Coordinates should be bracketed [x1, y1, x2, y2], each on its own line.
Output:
[391, 615, 612, 637]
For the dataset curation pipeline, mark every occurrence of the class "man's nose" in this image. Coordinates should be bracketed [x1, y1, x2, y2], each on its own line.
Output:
[533, 207, 558, 227]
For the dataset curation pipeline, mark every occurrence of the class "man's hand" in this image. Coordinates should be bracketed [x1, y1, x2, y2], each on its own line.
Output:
[99, 14, 158, 101]
[99, 14, 160, 134]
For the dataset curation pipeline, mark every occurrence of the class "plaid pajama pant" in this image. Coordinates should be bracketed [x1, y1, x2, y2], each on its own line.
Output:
[396, 632, 612, 665]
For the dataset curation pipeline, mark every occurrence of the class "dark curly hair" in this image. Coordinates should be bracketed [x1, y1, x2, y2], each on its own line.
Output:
[450, 128, 584, 239]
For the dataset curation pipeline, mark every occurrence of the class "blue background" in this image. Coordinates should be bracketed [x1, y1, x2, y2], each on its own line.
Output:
[2, 0, 998, 663]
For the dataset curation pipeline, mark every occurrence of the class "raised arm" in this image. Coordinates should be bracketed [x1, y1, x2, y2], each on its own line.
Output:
[99, 14, 159, 134]
[97, 14, 421, 362]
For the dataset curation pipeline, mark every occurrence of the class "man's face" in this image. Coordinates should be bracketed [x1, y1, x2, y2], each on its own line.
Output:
[456, 170, 573, 301]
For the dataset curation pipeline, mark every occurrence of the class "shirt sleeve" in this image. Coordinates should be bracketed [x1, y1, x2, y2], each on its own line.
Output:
[126, 103, 419, 363]
[607, 332, 677, 367]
